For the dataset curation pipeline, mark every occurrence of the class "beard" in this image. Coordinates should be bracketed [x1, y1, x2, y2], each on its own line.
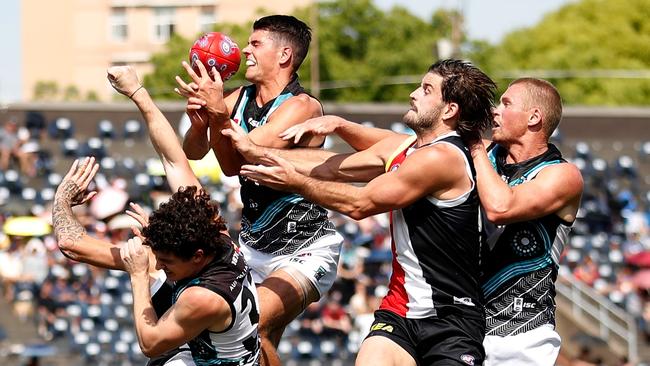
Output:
[403, 103, 444, 133]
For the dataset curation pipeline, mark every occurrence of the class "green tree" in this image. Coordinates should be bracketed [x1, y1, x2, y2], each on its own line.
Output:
[293, 1, 461, 102]
[63, 85, 81, 101]
[33, 81, 59, 101]
[474, 0, 650, 105]
[145, 0, 460, 102]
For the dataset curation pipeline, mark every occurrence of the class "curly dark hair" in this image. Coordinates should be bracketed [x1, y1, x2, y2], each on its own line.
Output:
[429, 59, 497, 139]
[142, 186, 229, 260]
[253, 15, 311, 72]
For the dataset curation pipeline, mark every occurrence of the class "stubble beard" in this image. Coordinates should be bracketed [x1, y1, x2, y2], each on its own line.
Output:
[403, 104, 442, 134]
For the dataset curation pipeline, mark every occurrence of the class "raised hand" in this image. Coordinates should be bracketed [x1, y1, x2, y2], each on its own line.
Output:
[126, 202, 149, 240]
[120, 237, 150, 276]
[221, 120, 259, 161]
[279, 115, 342, 144]
[107, 66, 142, 98]
[175, 60, 229, 122]
[55, 157, 99, 207]
[239, 153, 303, 191]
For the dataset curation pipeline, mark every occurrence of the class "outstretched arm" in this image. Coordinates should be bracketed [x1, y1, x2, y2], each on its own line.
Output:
[176, 60, 325, 175]
[223, 120, 399, 182]
[107, 66, 201, 192]
[280, 115, 401, 151]
[240, 141, 469, 220]
[175, 60, 243, 175]
[53, 157, 125, 269]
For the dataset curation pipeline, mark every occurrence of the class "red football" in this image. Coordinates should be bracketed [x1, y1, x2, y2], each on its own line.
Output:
[189, 32, 241, 81]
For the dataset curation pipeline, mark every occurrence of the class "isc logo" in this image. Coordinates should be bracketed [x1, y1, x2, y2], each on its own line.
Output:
[370, 323, 394, 333]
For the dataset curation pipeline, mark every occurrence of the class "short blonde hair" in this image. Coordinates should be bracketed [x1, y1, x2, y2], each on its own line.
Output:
[510, 78, 562, 139]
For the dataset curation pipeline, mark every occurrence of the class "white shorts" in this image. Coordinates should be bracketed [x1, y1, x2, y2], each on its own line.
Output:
[164, 349, 195, 366]
[483, 325, 561, 366]
[239, 233, 343, 297]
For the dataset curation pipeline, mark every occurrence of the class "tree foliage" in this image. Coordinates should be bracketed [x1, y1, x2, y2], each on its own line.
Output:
[474, 0, 650, 105]
[145, 0, 458, 102]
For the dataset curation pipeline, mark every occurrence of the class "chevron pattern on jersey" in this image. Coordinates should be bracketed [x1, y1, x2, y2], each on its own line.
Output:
[484, 266, 556, 337]
[240, 201, 335, 255]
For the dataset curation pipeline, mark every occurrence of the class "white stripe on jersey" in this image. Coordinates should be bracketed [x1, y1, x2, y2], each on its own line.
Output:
[391, 208, 436, 318]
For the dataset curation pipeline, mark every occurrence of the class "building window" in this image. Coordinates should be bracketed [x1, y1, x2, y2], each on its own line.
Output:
[199, 7, 216, 33]
[153, 7, 175, 43]
[110, 8, 128, 42]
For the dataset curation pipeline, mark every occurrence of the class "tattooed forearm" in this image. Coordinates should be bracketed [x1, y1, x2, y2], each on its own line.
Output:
[53, 181, 86, 248]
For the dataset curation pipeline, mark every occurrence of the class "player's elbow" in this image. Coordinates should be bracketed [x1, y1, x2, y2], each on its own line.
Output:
[484, 209, 510, 225]
[345, 203, 372, 221]
[56, 239, 80, 262]
[138, 339, 168, 358]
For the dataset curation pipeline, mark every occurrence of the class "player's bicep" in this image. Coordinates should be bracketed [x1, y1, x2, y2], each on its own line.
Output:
[311, 148, 385, 182]
[248, 97, 321, 148]
[361, 155, 445, 214]
[500, 165, 583, 222]
[145, 289, 225, 354]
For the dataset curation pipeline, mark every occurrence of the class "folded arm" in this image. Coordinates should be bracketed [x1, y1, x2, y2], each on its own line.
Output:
[470, 143, 584, 224]
[130, 278, 230, 357]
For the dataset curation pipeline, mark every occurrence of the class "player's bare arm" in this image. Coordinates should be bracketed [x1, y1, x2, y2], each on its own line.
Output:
[281, 115, 401, 151]
[471, 144, 584, 225]
[210, 93, 322, 176]
[175, 60, 241, 160]
[226, 123, 408, 182]
[53, 157, 159, 273]
[241, 142, 470, 220]
[108, 66, 201, 192]
[122, 237, 230, 357]
[248, 94, 324, 148]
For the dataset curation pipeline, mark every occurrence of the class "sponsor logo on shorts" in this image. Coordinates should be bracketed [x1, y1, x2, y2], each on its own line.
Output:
[289, 257, 305, 265]
[460, 354, 475, 365]
[453, 296, 475, 307]
[314, 266, 327, 281]
[370, 322, 394, 333]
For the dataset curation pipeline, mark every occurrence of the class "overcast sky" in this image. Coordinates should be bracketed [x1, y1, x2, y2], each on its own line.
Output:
[0, 0, 572, 102]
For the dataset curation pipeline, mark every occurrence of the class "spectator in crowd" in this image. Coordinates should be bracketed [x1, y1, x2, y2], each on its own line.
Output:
[0, 118, 37, 177]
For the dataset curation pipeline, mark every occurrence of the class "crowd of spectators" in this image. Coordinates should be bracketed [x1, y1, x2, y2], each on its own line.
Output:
[0, 114, 649, 365]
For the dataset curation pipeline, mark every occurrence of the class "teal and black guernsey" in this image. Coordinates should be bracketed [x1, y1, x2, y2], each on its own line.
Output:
[481, 143, 573, 337]
[231, 75, 336, 255]
[173, 243, 261, 366]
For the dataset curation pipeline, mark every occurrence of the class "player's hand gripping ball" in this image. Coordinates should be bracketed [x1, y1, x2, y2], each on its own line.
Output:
[189, 32, 241, 81]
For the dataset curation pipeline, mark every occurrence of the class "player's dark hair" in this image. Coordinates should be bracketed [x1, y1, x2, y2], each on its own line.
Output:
[142, 186, 230, 260]
[254, 15, 311, 71]
[509, 78, 563, 139]
[429, 59, 496, 139]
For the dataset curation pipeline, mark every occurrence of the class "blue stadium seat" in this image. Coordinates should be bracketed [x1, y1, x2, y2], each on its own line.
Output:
[81, 137, 107, 160]
[123, 119, 144, 140]
[61, 138, 80, 158]
[49, 117, 75, 139]
[98, 119, 115, 140]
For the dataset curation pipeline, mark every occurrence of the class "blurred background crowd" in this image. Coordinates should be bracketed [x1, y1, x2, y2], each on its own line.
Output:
[0, 106, 649, 365]
[2, 0, 650, 365]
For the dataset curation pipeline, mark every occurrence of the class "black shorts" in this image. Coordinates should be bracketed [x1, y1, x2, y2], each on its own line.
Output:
[366, 309, 485, 366]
